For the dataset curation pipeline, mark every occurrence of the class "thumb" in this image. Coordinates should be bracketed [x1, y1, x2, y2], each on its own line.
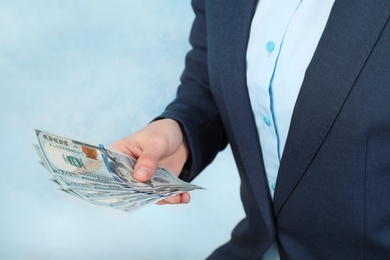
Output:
[133, 151, 160, 182]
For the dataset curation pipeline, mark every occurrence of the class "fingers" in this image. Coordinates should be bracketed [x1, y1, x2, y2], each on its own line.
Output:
[133, 152, 160, 182]
[156, 192, 191, 205]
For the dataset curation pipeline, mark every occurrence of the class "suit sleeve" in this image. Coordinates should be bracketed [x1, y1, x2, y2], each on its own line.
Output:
[158, 0, 228, 182]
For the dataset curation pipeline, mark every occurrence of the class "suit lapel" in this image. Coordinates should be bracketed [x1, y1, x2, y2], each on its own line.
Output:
[208, 1, 277, 228]
[274, 0, 390, 216]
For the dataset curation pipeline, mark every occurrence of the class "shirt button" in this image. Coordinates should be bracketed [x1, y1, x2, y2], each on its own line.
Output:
[271, 183, 276, 190]
[266, 41, 275, 53]
[263, 116, 271, 127]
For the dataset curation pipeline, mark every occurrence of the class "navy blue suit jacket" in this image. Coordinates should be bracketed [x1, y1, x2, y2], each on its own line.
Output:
[160, 0, 390, 258]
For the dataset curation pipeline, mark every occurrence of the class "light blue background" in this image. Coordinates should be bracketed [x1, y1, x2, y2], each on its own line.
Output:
[0, 1, 244, 259]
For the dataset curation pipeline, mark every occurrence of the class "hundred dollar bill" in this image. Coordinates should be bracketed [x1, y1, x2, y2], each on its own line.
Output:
[55, 170, 182, 210]
[117, 197, 164, 213]
[92, 194, 159, 207]
[62, 188, 161, 207]
[61, 187, 167, 212]
[111, 196, 164, 213]
[34, 129, 204, 212]
[35, 130, 202, 191]
[34, 143, 116, 192]
[34, 133, 143, 189]
[66, 189, 150, 201]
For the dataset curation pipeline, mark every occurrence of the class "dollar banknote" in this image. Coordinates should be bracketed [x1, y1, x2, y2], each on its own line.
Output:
[33, 130, 203, 213]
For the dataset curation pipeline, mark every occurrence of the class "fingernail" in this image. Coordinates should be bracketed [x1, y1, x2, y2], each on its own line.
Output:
[135, 167, 149, 178]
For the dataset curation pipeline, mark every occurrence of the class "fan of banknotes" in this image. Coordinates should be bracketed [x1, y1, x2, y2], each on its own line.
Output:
[33, 130, 204, 213]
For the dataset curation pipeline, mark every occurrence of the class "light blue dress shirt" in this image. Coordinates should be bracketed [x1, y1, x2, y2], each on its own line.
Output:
[246, 0, 335, 258]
